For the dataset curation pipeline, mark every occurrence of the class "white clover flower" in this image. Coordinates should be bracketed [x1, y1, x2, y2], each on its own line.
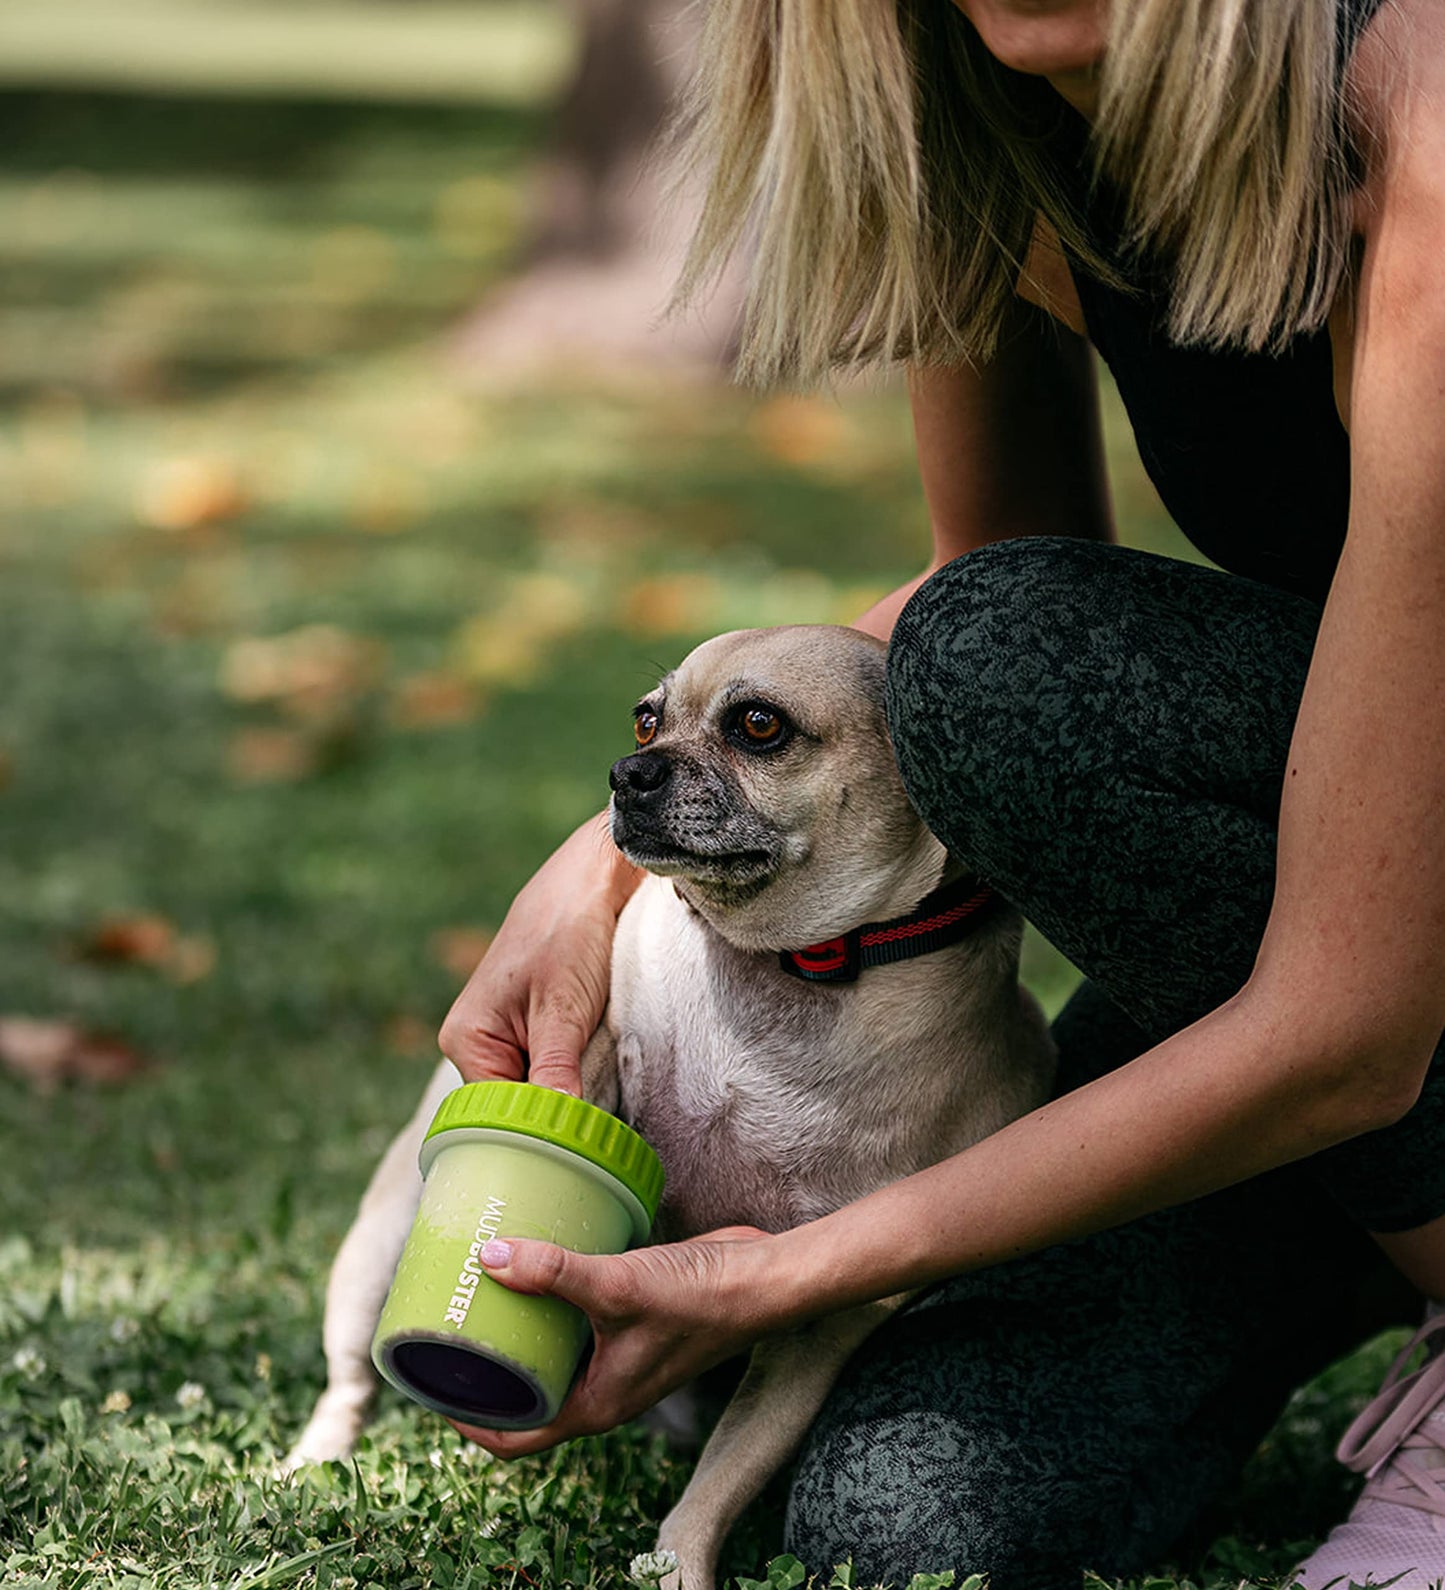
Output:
[175, 1380, 207, 1411]
[629, 1550, 680, 1585]
[11, 1345, 46, 1380]
[109, 1316, 140, 1344]
[100, 1389, 132, 1415]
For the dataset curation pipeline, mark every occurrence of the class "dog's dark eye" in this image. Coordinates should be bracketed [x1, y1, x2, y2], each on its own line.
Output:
[742, 709, 782, 743]
[727, 703, 790, 752]
[634, 708, 659, 747]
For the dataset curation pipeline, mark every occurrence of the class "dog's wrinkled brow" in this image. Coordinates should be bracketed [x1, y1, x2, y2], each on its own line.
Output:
[716, 679, 817, 739]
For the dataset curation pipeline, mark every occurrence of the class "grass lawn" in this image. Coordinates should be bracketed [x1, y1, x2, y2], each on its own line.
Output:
[0, 15, 1407, 1589]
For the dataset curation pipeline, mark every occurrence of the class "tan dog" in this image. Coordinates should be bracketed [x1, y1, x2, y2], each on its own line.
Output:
[288, 626, 1055, 1590]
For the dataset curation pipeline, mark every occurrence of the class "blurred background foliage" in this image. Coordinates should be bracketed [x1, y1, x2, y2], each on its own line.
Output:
[0, 4, 1287, 1583]
[0, 0, 1198, 1248]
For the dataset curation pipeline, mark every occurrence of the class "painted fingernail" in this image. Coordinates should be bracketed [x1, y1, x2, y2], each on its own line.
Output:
[480, 1240, 513, 1268]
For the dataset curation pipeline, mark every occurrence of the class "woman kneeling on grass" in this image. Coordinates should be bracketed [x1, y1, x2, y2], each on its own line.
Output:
[438, 0, 1445, 1583]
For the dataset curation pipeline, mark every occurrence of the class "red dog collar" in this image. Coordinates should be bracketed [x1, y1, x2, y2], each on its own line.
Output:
[779, 876, 1001, 983]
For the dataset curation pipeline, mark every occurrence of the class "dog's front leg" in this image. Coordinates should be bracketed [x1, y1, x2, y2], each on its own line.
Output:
[655, 1294, 909, 1590]
[579, 1020, 619, 1114]
[286, 1058, 461, 1468]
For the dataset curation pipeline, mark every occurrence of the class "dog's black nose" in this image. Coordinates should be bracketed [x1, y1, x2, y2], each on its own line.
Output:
[609, 752, 671, 803]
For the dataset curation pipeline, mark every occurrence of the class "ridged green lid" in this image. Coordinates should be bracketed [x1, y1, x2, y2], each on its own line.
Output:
[423, 1081, 664, 1223]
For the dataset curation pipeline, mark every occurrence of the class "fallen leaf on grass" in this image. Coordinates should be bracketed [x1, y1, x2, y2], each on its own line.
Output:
[220, 627, 381, 783]
[68, 1035, 144, 1085]
[220, 625, 385, 722]
[0, 1017, 147, 1095]
[74, 916, 216, 983]
[226, 727, 320, 785]
[136, 456, 250, 531]
[429, 927, 494, 982]
[81, 914, 175, 966]
[616, 573, 724, 638]
[387, 671, 481, 731]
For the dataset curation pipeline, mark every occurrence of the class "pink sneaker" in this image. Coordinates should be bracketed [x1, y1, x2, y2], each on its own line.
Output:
[1294, 1315, 1445, 1590]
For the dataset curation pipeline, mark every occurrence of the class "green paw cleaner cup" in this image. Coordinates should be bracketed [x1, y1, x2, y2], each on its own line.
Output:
[371, 1081, 664, 1430]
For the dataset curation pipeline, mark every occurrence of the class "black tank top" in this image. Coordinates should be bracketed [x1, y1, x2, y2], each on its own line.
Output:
[1054, 0, 1385, 604]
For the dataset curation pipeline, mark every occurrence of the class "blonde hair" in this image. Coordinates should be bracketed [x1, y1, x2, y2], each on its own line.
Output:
[672, 0, 1355, 386]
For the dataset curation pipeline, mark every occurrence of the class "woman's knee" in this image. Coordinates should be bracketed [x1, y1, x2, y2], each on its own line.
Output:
[884, 536, 1113, 867]
[784, 1407, 1052, 1587]
[785, 1401, 1160, 1590]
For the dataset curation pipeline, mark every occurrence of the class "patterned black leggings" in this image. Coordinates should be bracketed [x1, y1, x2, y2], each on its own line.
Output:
[783, 539, 1445, 1590]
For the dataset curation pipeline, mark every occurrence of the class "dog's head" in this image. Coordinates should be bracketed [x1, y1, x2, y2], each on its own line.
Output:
[608, 626, 947, 952]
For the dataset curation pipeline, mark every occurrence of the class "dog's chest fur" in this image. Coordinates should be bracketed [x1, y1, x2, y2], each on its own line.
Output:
[605, 877, 1052, 1245]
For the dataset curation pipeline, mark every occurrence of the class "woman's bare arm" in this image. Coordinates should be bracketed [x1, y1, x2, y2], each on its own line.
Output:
[911, 301, 1113, 553]
[855, 294, 1113, 638]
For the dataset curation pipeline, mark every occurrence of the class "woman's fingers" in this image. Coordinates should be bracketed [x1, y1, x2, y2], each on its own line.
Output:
[439, 972, 594, 1095]
[435, 1004, 526, 1083]
[478, 1230, 768, 1317]
[447, 1245, 655, 1458]
[517, 998, 594, 1096]
[476, 1237, 623, 1309]
[448, 1231, 785, 1460]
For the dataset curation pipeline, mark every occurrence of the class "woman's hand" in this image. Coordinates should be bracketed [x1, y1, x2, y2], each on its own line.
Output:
[438, 813, 642, 1096]
[447, 1225, 776, 1457]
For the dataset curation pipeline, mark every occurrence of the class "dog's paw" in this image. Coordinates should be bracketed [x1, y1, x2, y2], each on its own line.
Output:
[629, 1549, 689, 1590]
[281, 1403, 367, 1471]
[278, 1437, 349, 1474]
[649, 1533, 718, 1590]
